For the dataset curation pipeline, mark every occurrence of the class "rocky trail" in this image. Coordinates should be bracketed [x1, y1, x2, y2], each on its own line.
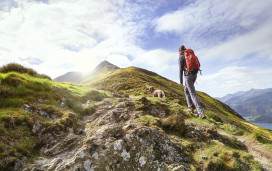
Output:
[217, 129, 272, 171]
[25, 97, 190, 171]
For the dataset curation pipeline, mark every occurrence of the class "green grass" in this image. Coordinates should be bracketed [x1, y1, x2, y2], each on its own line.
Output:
[194, 140, 261, 171]
[0, 63, 51, 80]
[219, 123, 245, 136]
[16, 138, 38, 156]
[0, 70, 111, 170]
[161, 112, 185, 136]
[136, 115, 160, 127]
[254, 133, 268, 144]
[0, 124, 6, 134]
[1, 64, 272, 170]
[0, 143, 7, 153]
[10, 126, 31, 139]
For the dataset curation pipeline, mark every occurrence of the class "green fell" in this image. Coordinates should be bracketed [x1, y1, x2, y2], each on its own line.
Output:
[0, 65, 108, 169]
[1, 63, 272, 170]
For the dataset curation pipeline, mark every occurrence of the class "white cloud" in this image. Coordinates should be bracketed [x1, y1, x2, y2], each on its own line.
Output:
[133, 49, 177, 75]
[19, 57, 43, 65]
[152, 0, 272, 97]
[197, 21, 272, 61]
[197, 66, 272, 97]
[154, 0, 272, 48]
[106, 54, 132, 68]
[1, 0, 272, 98]
[0, 0, 147, 78]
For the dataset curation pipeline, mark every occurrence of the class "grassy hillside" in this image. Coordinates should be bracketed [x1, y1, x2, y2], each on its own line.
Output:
[0, 65, 108, 169]
[86, 67, 272, 141]
[86, 67, 240, 120]
[1, 63, 272, 170]
[84, 66, 272, 170]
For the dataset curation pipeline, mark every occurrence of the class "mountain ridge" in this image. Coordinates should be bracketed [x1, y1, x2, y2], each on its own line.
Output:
[54, 60, 119, 83]
[218, 88, 272, 105]
[235, 92, 272, 120]
[218, 88, 272, 122]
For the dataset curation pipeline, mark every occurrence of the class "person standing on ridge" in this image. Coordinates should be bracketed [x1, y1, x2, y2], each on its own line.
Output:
[179, 45, 205, 119]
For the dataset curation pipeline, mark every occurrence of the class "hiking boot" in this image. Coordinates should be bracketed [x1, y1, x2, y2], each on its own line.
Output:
[199, 114, 206, 119]
[187, 107, 195, 113]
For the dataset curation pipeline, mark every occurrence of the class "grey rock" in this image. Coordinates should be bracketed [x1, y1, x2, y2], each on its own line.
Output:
[48, 158, 63, 170]
[37, 110, 50, 119]
[116, 101, 135, 109]
[25, 98, 190, 171]
[32, 123, 42, 133]
[14, 157, 27, 171]
[150, 106, 165, 117]
[22, 104, 32, 113]
[36, 103, 43, 108]
[195, 126, 206, 131]
[113, 93, 123, 98]
[168, 164, 187, 171]
[93, 139, 102, 146]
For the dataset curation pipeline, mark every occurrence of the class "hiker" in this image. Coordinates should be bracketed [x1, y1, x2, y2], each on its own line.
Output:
[179, 45, 205, 119]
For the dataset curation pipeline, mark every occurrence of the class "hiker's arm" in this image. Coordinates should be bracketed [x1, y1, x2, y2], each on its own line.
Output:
[179, 55, 184, 85]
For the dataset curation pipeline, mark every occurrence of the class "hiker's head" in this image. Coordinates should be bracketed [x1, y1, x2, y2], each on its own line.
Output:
[179, 45, 186, 54]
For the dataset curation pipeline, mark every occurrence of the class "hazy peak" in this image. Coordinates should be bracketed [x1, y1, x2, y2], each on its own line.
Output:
[93, 60, 119, 73]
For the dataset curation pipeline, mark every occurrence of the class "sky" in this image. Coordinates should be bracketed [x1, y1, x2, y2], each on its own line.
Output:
[0, 0, 272, 97]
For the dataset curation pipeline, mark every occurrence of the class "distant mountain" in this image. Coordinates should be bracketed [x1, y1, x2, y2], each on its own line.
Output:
[218, 88, 272, 122]
[218, 88, 272, 105]
[235, 92, 272, 117]
[92, 60, 119, 74]
[54, 71, 86, 83]
[216, 91, 246, 103]
[54, 60, 119, 83]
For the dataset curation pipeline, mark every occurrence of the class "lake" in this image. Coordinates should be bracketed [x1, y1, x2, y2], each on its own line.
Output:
[250, 122, 272, 130]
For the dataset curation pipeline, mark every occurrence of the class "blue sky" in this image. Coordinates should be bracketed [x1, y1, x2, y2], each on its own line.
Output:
[0, 0, 272, 97]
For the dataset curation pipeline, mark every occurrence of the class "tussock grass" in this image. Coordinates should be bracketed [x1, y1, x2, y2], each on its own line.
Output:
[194, 140, 261, 171]
[0, 63, 51, 80]
[16, 138, 38, 156]
[254, 133, 268, 144]
[0, 70, 110, 169]
[136, 115, 160, 127]
[161, 112, 185, 136]
[220, 124, 245, 136]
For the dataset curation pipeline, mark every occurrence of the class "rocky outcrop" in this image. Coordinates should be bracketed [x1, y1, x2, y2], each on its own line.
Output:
[26, 97, 190, 171]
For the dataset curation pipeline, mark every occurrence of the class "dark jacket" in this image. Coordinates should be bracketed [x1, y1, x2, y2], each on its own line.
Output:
[179, 51, 189, 84]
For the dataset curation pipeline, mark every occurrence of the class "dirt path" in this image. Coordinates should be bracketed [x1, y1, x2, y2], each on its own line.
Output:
[217, 129, 272, 171]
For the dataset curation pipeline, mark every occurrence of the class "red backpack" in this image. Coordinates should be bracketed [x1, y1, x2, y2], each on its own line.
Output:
[184, 49, 201, 74]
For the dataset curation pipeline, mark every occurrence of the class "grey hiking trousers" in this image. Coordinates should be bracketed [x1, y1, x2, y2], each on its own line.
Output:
[184, 74, 204, 115]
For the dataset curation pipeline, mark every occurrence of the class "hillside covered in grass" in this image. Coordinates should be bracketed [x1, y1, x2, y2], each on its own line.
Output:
[0, 63, 108, 170]
[85, 66, 272, 137]
[1, 62, 272, 170]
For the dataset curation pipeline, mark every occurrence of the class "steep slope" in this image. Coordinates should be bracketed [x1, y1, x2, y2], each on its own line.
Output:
[0, 65, 108, 170]
[1, 63, 272, 171]
[85, 67, 243, 119]
[54, 60, 119, 83]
